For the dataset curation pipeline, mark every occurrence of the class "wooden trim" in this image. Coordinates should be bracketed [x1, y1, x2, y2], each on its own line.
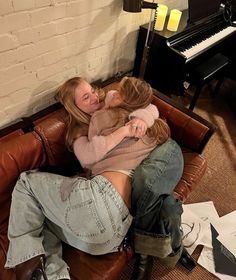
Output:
[0, 119, 25, 138]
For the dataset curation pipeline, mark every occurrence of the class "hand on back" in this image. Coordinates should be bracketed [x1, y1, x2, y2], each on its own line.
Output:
[124, 118, 147, 139]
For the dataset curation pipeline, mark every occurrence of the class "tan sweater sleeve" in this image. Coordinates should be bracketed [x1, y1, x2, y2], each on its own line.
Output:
[129, 104, 159, 127]
[72, 111, 111, 168]
[74, 110, 126, 168]
[73, 131, 130, 169]
[73, 135, 108, 168]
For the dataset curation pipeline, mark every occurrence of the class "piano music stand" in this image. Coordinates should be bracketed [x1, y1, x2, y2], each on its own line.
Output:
[187, 53, 229, 110]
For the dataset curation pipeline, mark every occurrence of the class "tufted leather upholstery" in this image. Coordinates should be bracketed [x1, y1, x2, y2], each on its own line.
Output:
[0, 88, 215, 280]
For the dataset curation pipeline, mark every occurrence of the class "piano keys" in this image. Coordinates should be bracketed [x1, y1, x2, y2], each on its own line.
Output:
[168, 12, 236, 62]
[133, 9, 236, 95]
[180, 25, 235, 61]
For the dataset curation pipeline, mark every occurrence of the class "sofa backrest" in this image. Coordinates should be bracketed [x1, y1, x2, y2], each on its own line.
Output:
[32, 97, 212, 167]
[152, 93, 213, 153]
[33, 108, 73, 166]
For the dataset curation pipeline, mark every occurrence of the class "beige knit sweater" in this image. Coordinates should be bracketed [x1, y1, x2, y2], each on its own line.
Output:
[88, 108, 158, 176]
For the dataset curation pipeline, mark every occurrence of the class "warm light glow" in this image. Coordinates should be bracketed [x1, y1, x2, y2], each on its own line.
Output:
[167, 9, 182, 32]
[154, 4, 168, 31]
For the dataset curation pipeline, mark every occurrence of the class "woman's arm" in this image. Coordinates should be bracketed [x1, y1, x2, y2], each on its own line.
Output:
[129, 104, 159, 127]
[73, 125, 133, 168]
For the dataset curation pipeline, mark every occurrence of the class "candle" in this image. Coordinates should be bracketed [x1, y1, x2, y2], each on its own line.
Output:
[154, 4, 168, 31]
[167, 9, 182, 32]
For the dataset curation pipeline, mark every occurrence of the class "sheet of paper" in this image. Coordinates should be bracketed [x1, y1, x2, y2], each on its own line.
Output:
[183, 201, 219, 223]
[182, 201, 219, 255]
[183, 201, 236, 278]
[212, 210, 236, 257]
[182, 204, 212, 254]
[213, 210, 236, 234]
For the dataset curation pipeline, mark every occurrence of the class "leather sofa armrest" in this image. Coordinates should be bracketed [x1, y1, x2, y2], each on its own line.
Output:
[0, 132, 46, 227]
[152, 90, 216, 153]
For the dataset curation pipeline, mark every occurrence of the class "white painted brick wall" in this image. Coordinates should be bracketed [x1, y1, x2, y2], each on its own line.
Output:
[0, 0, 186, 129]
[0, 0, 14, 16]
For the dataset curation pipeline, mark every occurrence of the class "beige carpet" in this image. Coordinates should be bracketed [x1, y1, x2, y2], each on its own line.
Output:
[119, 78, 236, 280]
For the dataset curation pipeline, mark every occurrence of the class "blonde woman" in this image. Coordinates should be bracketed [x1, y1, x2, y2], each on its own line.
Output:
[6, 76, 171, 280]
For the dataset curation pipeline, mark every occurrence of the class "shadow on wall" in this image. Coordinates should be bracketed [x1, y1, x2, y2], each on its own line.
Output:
[112, 29, 138, 72]
[25, 81, 59, 117]
[160, 0, 188, 11]
[8, 1, 138, 125]
[67, 0, 135, 81]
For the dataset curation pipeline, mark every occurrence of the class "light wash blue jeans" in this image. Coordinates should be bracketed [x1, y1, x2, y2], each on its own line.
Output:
[131, 138, 184, 267]
[5, 173, 132, 279]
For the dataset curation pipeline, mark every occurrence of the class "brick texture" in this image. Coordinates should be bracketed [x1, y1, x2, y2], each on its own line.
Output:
[0, 0, 186, 128]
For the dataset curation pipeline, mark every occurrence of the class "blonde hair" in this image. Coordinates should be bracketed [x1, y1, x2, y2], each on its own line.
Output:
[119, 76, 170, 144]
[55, 76, 105, 148]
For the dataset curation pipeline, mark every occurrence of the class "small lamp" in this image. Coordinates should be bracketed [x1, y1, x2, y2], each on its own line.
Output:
[123, 0, 158, 78]
[123, 0, 157, 12]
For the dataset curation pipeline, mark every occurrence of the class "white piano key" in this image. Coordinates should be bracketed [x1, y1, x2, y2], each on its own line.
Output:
[182, 26, 236, 61]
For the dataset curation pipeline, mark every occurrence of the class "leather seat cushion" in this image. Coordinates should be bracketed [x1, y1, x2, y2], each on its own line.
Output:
[63, 243, 134, 280]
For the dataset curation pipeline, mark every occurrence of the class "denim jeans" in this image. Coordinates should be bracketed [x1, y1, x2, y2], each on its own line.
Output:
[131, 138, 184, 267]
[5, 173, 132, 279]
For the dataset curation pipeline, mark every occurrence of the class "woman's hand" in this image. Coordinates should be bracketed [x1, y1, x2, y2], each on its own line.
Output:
[125, 118, 147, 138]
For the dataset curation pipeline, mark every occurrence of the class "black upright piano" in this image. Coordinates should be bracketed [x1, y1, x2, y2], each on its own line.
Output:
[133, 8, 236, 95]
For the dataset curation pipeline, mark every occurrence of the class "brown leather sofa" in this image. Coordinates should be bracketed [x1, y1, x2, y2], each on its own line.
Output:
[0, 83, 215, 280]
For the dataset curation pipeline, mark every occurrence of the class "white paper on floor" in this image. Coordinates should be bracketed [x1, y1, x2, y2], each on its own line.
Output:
[182, 201, 219, 254]
[213, 210, 236, 257]
[182, 201, 236, 280]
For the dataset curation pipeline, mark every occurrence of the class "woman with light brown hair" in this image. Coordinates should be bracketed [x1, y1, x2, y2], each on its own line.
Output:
[6, 76, 175, 280]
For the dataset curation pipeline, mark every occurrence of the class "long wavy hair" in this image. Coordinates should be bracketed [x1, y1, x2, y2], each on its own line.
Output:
[55, 77, 105, 149]
[118, 76, 170, 144]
